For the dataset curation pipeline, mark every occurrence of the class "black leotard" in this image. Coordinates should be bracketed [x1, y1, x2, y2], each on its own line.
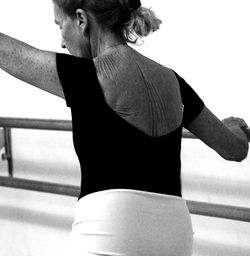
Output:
[56, 53, 204, 200]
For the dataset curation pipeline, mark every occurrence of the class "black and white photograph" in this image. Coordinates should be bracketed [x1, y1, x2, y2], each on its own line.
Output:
[0, 0, 249, 255]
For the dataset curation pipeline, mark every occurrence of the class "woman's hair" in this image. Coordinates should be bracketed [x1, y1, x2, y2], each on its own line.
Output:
[52, 0, 162, 44]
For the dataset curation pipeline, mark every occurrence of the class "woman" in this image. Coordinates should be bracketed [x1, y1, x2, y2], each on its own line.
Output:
[0, 0, 249, 255]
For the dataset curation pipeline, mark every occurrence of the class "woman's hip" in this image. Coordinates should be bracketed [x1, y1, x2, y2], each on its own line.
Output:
[69, 189, 193, 256]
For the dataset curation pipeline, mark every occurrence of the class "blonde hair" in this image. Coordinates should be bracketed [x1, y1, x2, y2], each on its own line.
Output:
[52, 0, 162, 44]
[124, 6, 162, 43]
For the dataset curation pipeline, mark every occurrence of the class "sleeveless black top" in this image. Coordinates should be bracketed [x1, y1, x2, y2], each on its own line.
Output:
[56, 53, 204, 200]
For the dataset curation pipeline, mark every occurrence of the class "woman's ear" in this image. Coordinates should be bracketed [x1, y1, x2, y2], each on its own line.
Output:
[75, 9, 88, 30]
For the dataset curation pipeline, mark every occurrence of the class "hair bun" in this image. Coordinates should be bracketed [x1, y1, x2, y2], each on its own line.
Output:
[121, 0, 142, 26]
[123, 7, 162, 44]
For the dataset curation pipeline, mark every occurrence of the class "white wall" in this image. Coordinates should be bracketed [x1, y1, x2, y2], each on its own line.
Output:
[0, 0, 250, 255]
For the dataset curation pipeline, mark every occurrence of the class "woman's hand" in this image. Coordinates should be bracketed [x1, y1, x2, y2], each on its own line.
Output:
[222, 117, 249, 129]
[222, 117, 250, 142]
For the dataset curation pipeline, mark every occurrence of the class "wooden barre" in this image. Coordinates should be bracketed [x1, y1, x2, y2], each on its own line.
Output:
[0, 117, 249, 140]
[0, 117, 72, 131]
[0, 176, 250, 223]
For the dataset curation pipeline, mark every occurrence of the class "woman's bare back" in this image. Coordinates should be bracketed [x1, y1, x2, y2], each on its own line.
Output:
[94, 45, 183, 137]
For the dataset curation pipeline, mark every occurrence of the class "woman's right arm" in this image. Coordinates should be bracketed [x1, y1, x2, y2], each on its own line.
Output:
[0, 32, 64, 98]
[186, 106, 249, 162]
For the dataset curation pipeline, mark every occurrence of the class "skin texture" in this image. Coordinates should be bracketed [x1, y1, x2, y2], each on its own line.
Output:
[0, 33, 64, 98]
[0, 3, 248, 160]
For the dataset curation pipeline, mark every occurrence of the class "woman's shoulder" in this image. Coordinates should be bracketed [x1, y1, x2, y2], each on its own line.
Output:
[93, 45, 178, 90]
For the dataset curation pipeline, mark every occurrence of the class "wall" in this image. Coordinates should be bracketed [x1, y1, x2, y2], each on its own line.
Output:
[0, 0, 250, 255]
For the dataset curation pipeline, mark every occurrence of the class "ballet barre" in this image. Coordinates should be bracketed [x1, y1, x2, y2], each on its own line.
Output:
[0, 117, 249, 223]
[0, 117, 249, 139]
[0, 176, 250, 222]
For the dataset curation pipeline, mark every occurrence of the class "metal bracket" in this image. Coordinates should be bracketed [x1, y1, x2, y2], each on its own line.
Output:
[0, 128, 4, 150]
[1, 128, 13, 177]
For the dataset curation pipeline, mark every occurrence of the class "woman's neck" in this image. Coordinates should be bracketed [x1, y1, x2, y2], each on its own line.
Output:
[89, 25, 127, 57]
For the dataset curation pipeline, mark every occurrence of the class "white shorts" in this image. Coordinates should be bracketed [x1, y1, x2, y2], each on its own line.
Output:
[66, 189, 193, 256]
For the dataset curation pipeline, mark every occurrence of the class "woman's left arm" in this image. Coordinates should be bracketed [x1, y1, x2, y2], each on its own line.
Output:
[0, 32, 64, 98]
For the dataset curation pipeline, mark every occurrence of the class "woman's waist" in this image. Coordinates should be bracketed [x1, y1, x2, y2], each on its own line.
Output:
[74, 189, 188, 224]
[78, 176, 182, 200]
[80, 188, 184, 203]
